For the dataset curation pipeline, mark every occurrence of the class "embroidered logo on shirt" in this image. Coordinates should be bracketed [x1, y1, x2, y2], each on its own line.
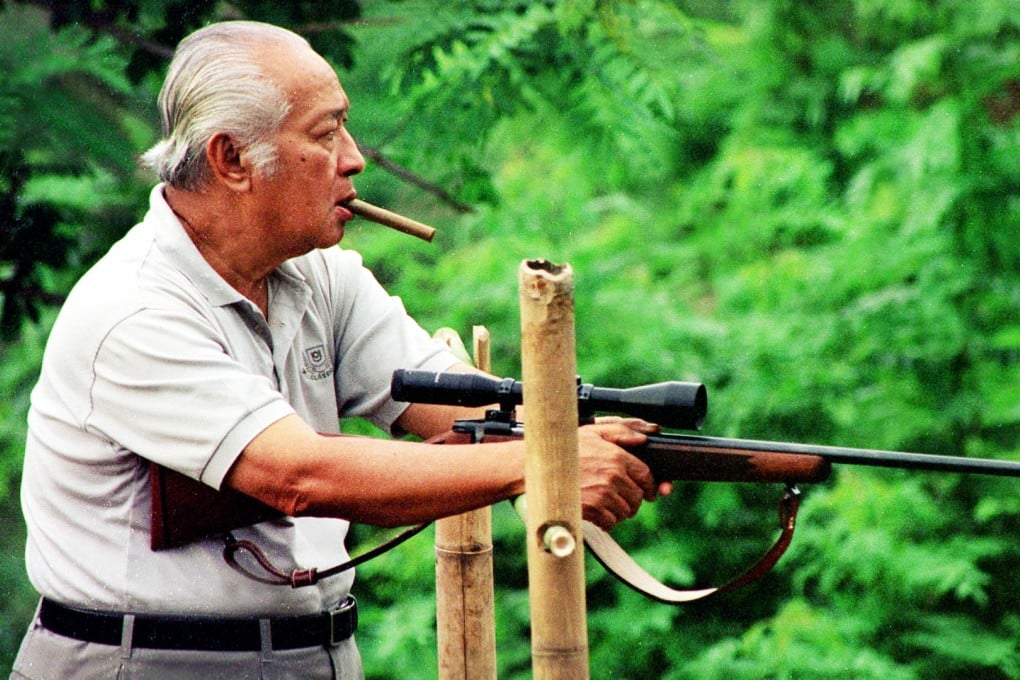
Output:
[302, 344, 333, 381]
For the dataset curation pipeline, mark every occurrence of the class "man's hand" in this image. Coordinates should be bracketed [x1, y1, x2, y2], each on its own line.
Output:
[577, 422, 666, 531]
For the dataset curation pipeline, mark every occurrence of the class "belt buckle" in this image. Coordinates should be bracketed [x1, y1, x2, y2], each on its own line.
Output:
[329, 596, 357, 646]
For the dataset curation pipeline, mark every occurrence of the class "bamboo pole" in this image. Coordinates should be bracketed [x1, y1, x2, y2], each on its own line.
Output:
[518, 259, 589, 679]
[435, 326, 497, 680]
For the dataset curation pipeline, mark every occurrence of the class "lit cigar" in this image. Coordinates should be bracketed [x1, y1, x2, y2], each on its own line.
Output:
[347, 198, 436, 242]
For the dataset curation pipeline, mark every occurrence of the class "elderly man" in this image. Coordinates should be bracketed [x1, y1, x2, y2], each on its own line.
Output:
[12, 21, 661, 679]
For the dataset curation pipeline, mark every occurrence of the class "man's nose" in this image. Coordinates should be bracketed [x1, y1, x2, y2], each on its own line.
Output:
[338, 131, 365, 177]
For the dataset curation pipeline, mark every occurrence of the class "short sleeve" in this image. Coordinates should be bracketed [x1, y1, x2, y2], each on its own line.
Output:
[308, 248, 458, 433]
[85, 307, 294, 488]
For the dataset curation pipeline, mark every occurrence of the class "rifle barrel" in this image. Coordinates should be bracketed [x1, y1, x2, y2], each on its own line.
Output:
[655, 434, 1020, 478]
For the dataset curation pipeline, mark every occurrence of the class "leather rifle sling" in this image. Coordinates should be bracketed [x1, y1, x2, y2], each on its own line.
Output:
[582, 485, 802, 604]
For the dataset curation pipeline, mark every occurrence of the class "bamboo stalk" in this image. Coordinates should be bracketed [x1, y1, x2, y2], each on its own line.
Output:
[518, 259, 589, 679]
[435, 327, 497, 679]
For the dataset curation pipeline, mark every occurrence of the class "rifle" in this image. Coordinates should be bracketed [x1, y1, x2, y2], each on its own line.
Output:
[150, 367, 1020, 600]
[390, 369, 1020, 603]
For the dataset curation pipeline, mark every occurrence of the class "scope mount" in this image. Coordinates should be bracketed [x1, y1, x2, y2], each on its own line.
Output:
[453, 408, 519, 443]
[452, 377, 602, 443]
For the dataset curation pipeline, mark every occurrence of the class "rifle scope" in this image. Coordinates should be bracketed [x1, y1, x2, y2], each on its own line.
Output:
[391, 369, 708, 431]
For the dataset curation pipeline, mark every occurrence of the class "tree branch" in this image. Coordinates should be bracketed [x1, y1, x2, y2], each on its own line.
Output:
[104, 24, 175, 60]
[357, 143, 476, 214]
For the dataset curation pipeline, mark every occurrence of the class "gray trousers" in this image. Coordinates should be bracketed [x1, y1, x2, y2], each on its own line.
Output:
[10, 605, 365, 680]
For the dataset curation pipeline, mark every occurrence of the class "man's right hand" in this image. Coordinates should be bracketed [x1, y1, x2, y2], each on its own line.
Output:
[576, 422, 661, 531]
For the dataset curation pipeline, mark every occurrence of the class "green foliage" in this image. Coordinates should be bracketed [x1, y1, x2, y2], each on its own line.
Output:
[0, 313, 49, 666]
[0, 4, 133, 335]
[3, 0, 1020, 677]
[358, 0, 1020, 676]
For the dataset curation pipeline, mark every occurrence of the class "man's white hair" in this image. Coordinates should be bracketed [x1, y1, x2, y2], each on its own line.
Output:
[140, 21, 308, 190]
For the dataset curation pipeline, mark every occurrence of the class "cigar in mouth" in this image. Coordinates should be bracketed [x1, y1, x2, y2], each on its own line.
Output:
[346, 199, 436, 243]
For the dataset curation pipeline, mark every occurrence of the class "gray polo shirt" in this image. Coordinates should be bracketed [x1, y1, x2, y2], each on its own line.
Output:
[21, 184, 457, 616]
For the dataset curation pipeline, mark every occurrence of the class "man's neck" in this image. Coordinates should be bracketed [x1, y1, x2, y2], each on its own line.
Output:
[164, 185, 275, 315]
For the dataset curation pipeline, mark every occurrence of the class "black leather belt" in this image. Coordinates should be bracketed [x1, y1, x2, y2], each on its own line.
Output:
[37, 596, 357, 651]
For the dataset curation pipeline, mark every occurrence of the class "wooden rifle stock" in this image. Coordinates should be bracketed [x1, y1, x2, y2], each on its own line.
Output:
[634, 433, 831, 484]
[150, 462, 281, 550]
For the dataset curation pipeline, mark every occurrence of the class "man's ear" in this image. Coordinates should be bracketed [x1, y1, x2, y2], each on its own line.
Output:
[206, 133, 252, 191]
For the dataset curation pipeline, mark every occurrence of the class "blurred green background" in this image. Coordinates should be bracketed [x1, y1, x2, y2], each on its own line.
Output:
[2, 0, 1019, 677]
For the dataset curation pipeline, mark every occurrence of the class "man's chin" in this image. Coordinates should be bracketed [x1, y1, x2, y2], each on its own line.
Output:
[318, 224, 345, 249]
[330, 222, 345, 245]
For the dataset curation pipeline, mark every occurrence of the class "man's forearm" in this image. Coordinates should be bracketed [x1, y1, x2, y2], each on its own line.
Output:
[225, 413, 525, 527]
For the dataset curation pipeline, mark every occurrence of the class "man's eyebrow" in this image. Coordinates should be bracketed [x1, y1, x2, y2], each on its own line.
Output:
[311, 108, 347, 127]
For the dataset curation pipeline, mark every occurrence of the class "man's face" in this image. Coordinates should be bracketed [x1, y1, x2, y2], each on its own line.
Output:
[250, 40, 366, 257]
